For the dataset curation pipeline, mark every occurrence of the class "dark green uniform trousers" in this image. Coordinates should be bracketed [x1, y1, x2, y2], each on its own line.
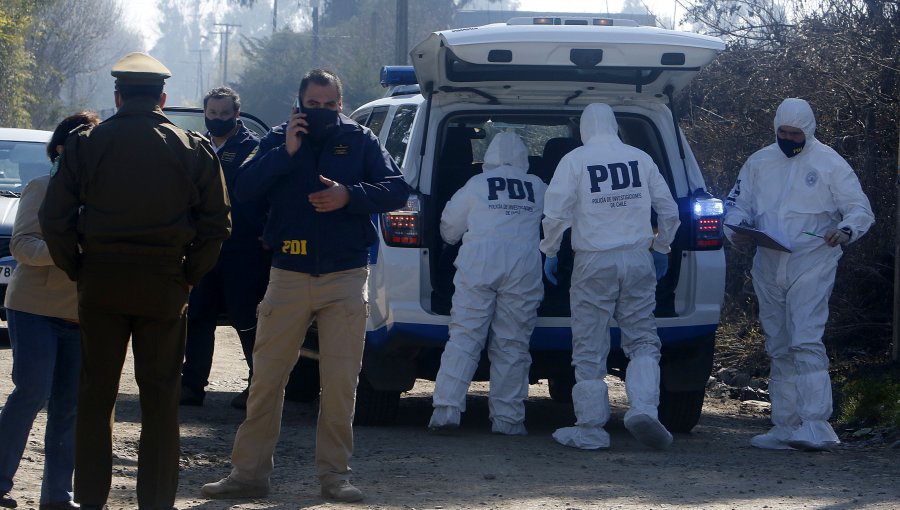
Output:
[73, 257, 189, 510]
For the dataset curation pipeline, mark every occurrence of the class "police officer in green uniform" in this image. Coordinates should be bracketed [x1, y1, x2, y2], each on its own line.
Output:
[39, 52, 231, 510]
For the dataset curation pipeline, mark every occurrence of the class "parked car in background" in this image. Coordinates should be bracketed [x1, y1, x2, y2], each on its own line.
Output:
[162, 107, 269, 139]
[0, 128, 54, 343]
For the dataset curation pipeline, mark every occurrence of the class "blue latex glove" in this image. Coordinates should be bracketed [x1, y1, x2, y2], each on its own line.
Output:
[652, 250, 668, 281]
[544, 256, 559, 285]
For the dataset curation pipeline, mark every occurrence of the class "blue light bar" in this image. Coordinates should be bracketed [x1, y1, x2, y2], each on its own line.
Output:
[380, 66, 417, 87]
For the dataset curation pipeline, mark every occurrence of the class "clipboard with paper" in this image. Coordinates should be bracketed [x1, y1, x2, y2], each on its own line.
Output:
[724, 224, 792, 253]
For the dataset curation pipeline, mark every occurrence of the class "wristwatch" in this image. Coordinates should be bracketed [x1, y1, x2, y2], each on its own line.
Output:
[839, 226, 852, 241]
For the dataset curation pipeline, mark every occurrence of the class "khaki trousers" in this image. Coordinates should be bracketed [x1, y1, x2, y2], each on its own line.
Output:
[230, 266, 368, 487]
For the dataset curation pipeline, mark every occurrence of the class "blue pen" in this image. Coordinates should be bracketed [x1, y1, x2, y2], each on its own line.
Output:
[803, 231, 824, 238]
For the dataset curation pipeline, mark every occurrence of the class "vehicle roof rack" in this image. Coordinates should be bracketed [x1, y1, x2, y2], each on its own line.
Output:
[506, 16, 640, 27]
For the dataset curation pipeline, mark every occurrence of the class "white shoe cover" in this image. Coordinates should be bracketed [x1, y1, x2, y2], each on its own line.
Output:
[786, 421, 840, 451]
[552, 425, 610, 450]
[624, 356, 662, 420]
[750, 431, 795, 450]
[429, 405, 461, 428]
[553, 380, 611, 449]
[623, 413, 673, 450]
[492, 420, 527, 435]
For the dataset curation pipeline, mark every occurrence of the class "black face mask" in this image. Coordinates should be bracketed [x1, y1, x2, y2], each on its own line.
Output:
[205, 116, 237, 138]
[777, 137, 805, 158]
[303, 108, 339, 143]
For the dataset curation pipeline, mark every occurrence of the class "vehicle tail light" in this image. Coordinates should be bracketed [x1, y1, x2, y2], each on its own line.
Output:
[380, 193, 423, 247]
[689, 191, 724, 250]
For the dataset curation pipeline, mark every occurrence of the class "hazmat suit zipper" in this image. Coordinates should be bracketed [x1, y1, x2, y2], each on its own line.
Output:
[773, 158, 800, 287]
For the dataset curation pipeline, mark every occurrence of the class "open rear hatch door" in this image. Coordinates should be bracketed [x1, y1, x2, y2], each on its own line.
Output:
[411, 24, 725, 105]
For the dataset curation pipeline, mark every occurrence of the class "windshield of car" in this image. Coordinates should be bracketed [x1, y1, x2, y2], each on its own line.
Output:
[163, 108, 270, 138]
[0, 140, 48, 194]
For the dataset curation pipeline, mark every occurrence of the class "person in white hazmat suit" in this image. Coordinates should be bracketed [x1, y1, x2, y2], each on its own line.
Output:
[724, 98, 874, 452]
[429, 132, 547, 435]
[541, 103, 680, 450]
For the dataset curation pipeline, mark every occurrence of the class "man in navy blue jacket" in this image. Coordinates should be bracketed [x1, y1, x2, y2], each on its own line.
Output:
[180, 86, 268, 409]
[201, 69, 409, 503]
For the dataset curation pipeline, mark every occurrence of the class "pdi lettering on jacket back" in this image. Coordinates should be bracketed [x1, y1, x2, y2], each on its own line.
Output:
[587, 160, 644, 208]
[587, 160, 643, 192]
[486, 177, 536, 202]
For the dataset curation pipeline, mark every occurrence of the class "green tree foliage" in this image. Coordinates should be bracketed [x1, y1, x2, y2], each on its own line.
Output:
[237, 31, 316, 125]
[237, 0, 465, 125]
[0, 0, 39, 128]
[25, 0, 139, 129]
[0, 0, 142, 129]
[680, 0, 899, 354]
[151, 0, 215, 106]
[321, 0, 361, 27]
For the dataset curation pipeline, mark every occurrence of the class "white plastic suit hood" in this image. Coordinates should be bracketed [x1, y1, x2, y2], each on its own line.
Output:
[580, 103, 619, 144]
[774, 98, 817, 143]
[483, 131, 529, 173]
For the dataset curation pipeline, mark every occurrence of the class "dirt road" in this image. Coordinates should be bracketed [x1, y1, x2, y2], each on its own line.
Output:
[1, 327, 897, 509]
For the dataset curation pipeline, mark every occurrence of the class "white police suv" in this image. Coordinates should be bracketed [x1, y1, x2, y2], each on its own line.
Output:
[356, 17, 729, 432]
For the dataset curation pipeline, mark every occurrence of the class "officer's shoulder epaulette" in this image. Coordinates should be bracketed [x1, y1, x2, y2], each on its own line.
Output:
[186, 129, 210, 141]
[68, 123, 95, 137]
[185, 130, 214, 147]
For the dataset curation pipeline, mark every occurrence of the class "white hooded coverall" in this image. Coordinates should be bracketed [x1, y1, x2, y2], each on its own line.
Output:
[540, 103, 680, 449]
[724, 98, 874, 450]
[430, 132, 547, 435]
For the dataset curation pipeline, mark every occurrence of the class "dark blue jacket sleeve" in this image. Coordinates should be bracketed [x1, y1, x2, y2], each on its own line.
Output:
[234, 124, 294, 202]
[344, 132, 410, 214]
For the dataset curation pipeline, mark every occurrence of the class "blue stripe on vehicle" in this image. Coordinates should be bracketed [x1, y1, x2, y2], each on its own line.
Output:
[366, 322, 718, 351]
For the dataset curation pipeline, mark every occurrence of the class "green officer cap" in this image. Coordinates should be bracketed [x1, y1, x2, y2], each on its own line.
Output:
[111, 52, 172, 85]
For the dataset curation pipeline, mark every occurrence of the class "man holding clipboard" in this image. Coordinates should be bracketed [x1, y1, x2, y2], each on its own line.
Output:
[724, 98, 874, 452]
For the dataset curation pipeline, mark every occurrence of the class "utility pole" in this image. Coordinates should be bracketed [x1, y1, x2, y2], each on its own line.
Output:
[188, 49, 208, 98]
[273, 0, 278, 33]
[205, 31, 224, 85]
[214, 22, 241, 86]
[395, 0, 408, 65]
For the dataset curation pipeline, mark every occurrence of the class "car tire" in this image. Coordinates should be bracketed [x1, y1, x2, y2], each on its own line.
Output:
[658, 387, 705, 433]
[547, 373, 575, 403]
[353, 376, 400, 426]
[284, 356, 320, 403]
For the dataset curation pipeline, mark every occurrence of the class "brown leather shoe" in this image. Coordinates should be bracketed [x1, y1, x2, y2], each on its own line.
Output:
[230, 388, 249, 410]
[201, 476, 269, 499]
[179, 385, 204, 406]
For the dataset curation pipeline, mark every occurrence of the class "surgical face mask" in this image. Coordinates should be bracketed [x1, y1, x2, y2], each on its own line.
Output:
[205, 116, 237, 138]
[777, 136, 805, 158]
[303, 107, 338, 143]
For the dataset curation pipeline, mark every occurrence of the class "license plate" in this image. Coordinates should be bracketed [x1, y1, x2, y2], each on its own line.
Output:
[0, 261, 16, 285]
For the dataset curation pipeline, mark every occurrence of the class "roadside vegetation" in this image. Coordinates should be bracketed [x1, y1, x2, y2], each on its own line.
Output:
[681, 0, 899, 437]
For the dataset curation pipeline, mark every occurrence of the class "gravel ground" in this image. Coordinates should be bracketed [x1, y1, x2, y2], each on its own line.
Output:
[1, 327, 898, 510]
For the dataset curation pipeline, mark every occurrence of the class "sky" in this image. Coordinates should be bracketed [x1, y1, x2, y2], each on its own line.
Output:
[120, 0, 688, 49]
